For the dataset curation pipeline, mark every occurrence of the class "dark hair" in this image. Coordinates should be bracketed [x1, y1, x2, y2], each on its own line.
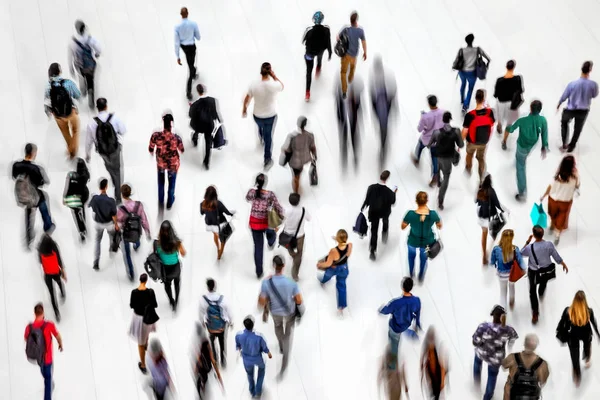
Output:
[530, 100, 542, 114]
[477, 175, 493, 201]
[254, 173, 266, 199]
[163, 114, 174, 131]
[75, 20, 86, 35]
[202, 186, 218, 211]
[140, 273, 148, 283]
[25, 143, 36, 157]
[475, 89, 485, 103]
[48, 63, 61, 78]
[465, 34, 474, 46]
[76, 158, 90, 182]
[38, 234, 57, 256]
[206, 278, 216, 291]
[506, 60, 516, 70]
[243, 317, 254, 331]
[260, 62, 271, 77]
[120, 184, 132, 198]
[555, 155, 576, 182]
[289, 193, 300, 206]
[273, 255, 284, 272]
[350, 12, 358, 24]
[442, 111, 452, 124]
[402, 277, 414, 292]
[297, 116, 308, 130]
[34, 303, 44, 316]
[180, 7, 189, 17]
[380, 170, 390, 181]
[159, 220, 180, 253]
[96, 98, 108, 111]
[532, 225, 544, 240]
[196, 84, 205, 95]
[582, 61, 593, 74]
[416, 191, 428, 206]
[99, 178, 108, 190]
[427, 95, 437, 108]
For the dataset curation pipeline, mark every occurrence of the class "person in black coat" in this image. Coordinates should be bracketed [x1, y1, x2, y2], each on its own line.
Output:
[361, 170, 397, 260]
[302, 11, 332, 101]
[189, 84, 222, 170]
[63, 157, 90, 241]
[200, 185, 234, 260]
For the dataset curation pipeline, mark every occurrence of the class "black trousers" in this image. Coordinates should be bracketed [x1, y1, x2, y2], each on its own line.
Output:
[568, 335, 591, 379]
[528, 269, 548, 314]
[78, 69, 95, 108]
[209, 331, 226, 364]
[369, 217, 389, 253]
[203, 130, 212, 167]
[71, 207, 87, 236]
[44, 273, 64, 317]
[340, 112, 360, 168]
[561, 109, 589, 150]
[163, 262, 181, 306]
[305, 52, 324, 92]
[181, 44, 197, 96]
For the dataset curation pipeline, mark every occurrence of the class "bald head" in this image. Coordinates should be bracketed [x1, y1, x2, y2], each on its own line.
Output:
[180, 7, 189, 18]
[524, 334, 539, 351]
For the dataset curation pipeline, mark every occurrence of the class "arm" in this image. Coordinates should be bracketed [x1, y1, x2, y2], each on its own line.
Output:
[461, 127, 468, 140]
[129, 290, 135, 309]
[174, 27, 181, 58]
[245, 189, 255, 202]
[138, 205, 151, 235]
[417, 114, 426, 134]
[177, 135, 184, 154]
[540, 184, 552, 200]
[361, 39, 367, 60]
[501, 354, 515, 371]
[62, 173, 71, 199]
[490, 189, 503, 213]
[151, 290, 158, 308]
[260, 337, 272, 358]
[326, 27, 332, 58]
[53, 330, 63, 351]
[85, 121, 95, 160]
[194, 23, 200, 41]
[310, 135, 317, 160]
[590, 309, 600, 338]
[361, 186, 371, 211]
[541, 117, 548, 151]
[272, 194, 284, 216]
[479, 47, 491, 63]
[208, 343, 223, 384]
[558, 83, 571, 108]
[317, 248, 337, 268]
[515, 247, 526, 270]
[414, 299, 422, 329]
[148, 133, 156, 154]
[89, 37, 102, 57]
[455, 129, 465, 148]
[178, 242, 187, 257]
[242, 94, 252, 117]
[218, 201, 234, 216]
[507, 117, 520, 134]
[472, 325, 484, 347]
[66, 80, 81, 100]
[68, 43, 75, 76]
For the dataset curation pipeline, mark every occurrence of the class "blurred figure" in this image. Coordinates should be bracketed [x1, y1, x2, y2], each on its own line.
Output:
[200, 186, 234, 260]
[194, 322, 223, 398]
[68, 20, 101, 109]
[462, 89, 495, 182]
[38, 234, 66, 322]
[156, 221, 186, 312]
[235, 316, 272, 398]
[63, 157, 90, 242]
[129, 273, 157, 375]
[413, 95, 444, 186]
[501, 333, 549, 400]
[494, 60, 524, 144]
[302, 11, 332, 101]
[317, 230, 352, 316]
[146, 339, 174, 400]
[88, 178, 119, 271]
[199, 278, 233, 368]
[361, 170, 397, 261]
[282, 193, 311, 281]
[371, 57, 397, 168]
[378, 346, 409, 399]
[189, 84, 223, 169]
[174, 7, 200, 100]
[336, 80, 361, 169]
[338, 11, 367, 97]
[280, 116, 317, 193]
[490, 229, 525, 310]
[475, 175, 504, 265]
[421, 327, 448, 400]
[454, 33, 490, 113]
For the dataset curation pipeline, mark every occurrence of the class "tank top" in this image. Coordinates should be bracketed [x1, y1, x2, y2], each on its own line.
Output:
[332, 246, 349, 266]
[40, 252, 60, 275]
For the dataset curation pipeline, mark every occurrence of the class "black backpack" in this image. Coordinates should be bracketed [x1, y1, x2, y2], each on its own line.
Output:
[95, 114, 119, 155]
[510, 353, 543, 400]
[73, 37, 97, 74]
[120, 202, 142, 243]
[25, 322, 47, 366]
[334, 28, 350, 57]
[144, 241, 165, 282]
[50, 79, 73, 117]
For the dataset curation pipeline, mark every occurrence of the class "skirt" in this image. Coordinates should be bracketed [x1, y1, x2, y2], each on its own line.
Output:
[129, 313, 156, 346]
[548, 197, 573, 231]
[206, 222, 227, 233]
[496, 101, 519, 127]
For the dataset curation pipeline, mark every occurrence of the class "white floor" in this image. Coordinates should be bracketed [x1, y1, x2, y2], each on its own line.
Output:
[1, 0, 600, 399]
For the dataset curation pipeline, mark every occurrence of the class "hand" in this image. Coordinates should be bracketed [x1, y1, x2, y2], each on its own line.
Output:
[242, 109, 247, 118]
[177, 58, 182, 65]
[363, 53, 367, 61]
[563, 264, 569, 273]
[114, 224, 120, 231]
[527, 234, 533, 243]
[541, 148, 547, 160]
[61, 270, 68, 282]
[58, 344, 63, 352]
[268, 352, 273, 359]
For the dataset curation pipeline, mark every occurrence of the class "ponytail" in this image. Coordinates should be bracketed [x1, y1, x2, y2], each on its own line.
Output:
[162, 114, 174, 131]
[255, 173, 266, 199]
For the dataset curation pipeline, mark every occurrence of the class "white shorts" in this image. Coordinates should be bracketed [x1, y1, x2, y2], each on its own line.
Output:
[496, 101, 519, 128]
[478, 217, 490, 228]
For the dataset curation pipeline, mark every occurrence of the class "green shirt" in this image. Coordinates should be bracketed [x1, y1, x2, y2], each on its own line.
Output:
[508, 113, 548, 151]
[156, 245, 179, 265]
[403, 210, 440, 247]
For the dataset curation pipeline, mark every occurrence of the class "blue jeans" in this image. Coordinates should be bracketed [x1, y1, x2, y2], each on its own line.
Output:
[459, 70, 477, 110]
[244, 363, 265, 397]
[515, 145, 531, 196]
[157, 170, 177, 207]
[388, 328, 401, 368]
[253, 115, 277, 162]
[415, 139, 439, 176]
[25, 197, 54, 244]
[408, 245, 427, 281]
[121, 239, 140, 278]
[473, 354, 500, 400]
[319, 264, 349, 309]
[41, 363, 52, 400]
[251, 229, 276, 277]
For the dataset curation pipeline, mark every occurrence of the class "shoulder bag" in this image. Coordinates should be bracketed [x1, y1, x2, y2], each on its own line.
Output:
[267, 193, 284, 229]
[556, 307, 571, 344]
[420, 214, 442, 259]
[508, 249, 525, 282]
[531, 243, 556, 283]
[268, 278, 303, 322]
[452, 48, 464, 71]
[475, 47, 489, 80]
[279, 207, 305, 249]
[489, 192, 506, 239]
[143, 290, 160, 324]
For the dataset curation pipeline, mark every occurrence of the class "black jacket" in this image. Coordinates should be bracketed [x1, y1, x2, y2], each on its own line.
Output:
[189, 96, 220, 134]
[302, 24, 332, 57]
[361, 183, 396, 219]
[12, 160, 48, 196]
[430, 125, 464, 158]
[200, 200, 233, 226]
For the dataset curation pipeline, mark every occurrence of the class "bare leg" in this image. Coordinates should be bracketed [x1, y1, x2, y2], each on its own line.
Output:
[481, 228, 488, 265]
[138, 344, 147, 368]
[292, 175, 300, 194]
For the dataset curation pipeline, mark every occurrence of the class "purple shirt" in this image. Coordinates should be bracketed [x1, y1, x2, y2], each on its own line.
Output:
[559, 77, 598, 110]
[417, 108, 445, 145]
[117, 199, 151, 235]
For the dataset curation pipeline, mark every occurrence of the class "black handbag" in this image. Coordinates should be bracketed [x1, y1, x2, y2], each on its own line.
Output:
[143, 303, 160, 325]
[218, 220, 233, 243]
[531, 243, 556, 282]
[268, 278, 303, 322]
[420, 215, 442, 260]
[279, 207, 305, 249]
[452, 48, 464, 71]
[309, 160, 318, 186]
[475, 47, 488, 80]
[556, 307, 571, 344]
[488, 193, 506, 239]
[110, 229, 122, 252]
[452, 150, 460, 166]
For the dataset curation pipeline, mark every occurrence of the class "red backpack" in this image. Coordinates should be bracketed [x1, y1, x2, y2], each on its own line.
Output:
[40, 252, 60, 275]
[466, 108, 494, 144]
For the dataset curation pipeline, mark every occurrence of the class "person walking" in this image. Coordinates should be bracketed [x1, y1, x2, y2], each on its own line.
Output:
[88, 178, 119, 271]
[557, 291, 600, 386]
[68, 20, 101, 109]
[476, 175, 505, 265]
[540, 155, 580, 244]
[194, 322, 224, 397]
[521, 225, 568, 324]
[200, 278, 233, 368]
[401, 191, 442, 282]
[63, 158, 90, 242]
[421, 327, 448, 400]
[86, 98, 126, 203]
[174, 7, 200, 100]
[149, 112, 185, 210]
[259, 256, 304, 378]
[246, 173, 284, 278]
[336, 80, 360, 169]
[462, 89, 495, 182]
[494, 60, 524, 146]
[189, 84, 222, 169]
[371, 57, 397, 168]
[490, 229, 526, 310]
[24, 303, 63, 400]
[117, 184, 151, 280]
[156, 221, 186, 312]
[429, 112, 464, 210]
[280, 116, 317, 193]
[338, 11, 367, 98]
[242, 62, 284, 170]
[302, 11, 332, 101]
[129, 273, 158, 375]
[454, 33, 491, 113]
[44, 63, 81, 159]
[361, 170, 397, 261]
[412, 95, 445, 187]
[378, 346, 409, 400]
[317, 229, 352, 316]
[200, 186, 234, 260]
[557, 61, 598, 152]
[501, 334, 549, 400]
[12, 143, 55, 248]
[282, 193, 311, 281]
[146, 339, 175, 399]
[235, 316, 272, 398]
[37, 234, 66, 322]
[472, 305, 518, 400]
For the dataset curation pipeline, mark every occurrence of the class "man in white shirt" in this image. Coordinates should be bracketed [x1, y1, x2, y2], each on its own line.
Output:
[242, 62, 284, 170]
[282, 193, 311, 281]
[86, 98, 126, 203]
[68, 20, 101, 109]
[199, 278, 232, 368]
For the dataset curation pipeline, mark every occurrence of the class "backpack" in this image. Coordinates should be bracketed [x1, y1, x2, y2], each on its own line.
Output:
[203, 295, 226, 332]
[353, 211, 368, 237]
[49, 79, 73, 117]
[466, 109, 494, 145]
[120, 202, 142, 243]
[144, 241, 164, 282]
[334, 28, 350, 57]
[510, 353, 543, 400]
[15, 174, 40, 208]
[25, 322, 47, 366]
[73, 37, 97, 74]
[95, 114, 119, 155]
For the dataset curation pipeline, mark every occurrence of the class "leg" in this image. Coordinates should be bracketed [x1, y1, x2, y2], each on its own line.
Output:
[305, 56, 314, 92]
[101, 146, 123, 203]
[67, 110, 80, 157]
[561, 109, 573, 148]
[253, 115, 265, 142]
[538, 278, 548, 299]
[473, 354, 483, 382]
[508, 282, 515, 307]
[256, 364, 266, 396]
[568, 338, 581, 381]
[414, 139, 426, 161]
[340, 55, 351, 94]
[290, 235, 304, 281]
[41, 363, 52, 400]
[379, 120, 388, 168]
[251, 229, 265, 277]
[266, 228, 277, 248]
[407, 245, 417, 278]
[244, 364, 256, 396]
[335, 266, 348, 309]
[465, 71, 477, 110]
[483, 364, 500, 400]
[347, 56, 357, 84]
[515, 145, 530, 196]
[281, 315, 295, 374]
[430, 146, 439, 178]
[498, 278, 508, 309]
[291, 169, 300, 194]
[382, 217, 389, 243]
[157, 170, 165, 206]
[166, 171, 177, 208]
[55, 116, 72, 155]
[121, 239, 134, 279]
[72, 207, 87, 237]
[37, 197, 54, 232]
[94, 226, 105, 268]
[24, 207, 34, 247]
[173, 269, 181, 306]
[369, 218, 380, 254]
[583, 338, 592, 363]
[78, 73, 88, 96]
[319, 267, 335, 284]
[163, 276, 175, 306]
[475, 144, 487, 182]
[528, 270, 539, 316]
[438, 158, 452, 206]
[481, 227, 488, 263]
[458, 71, 467, 106]
[203, 129, 212, 168]
[217, 331, 226, 365]
[388, 328, 401, 364]
[272, 315, 285, 353]
[44, 274, 60, 318]
[339, 115, 349, 168]
[569, 110, 589, 150]
[465, 143, 476, 174]
[418, 247, 428, 282]
[262, 116, 276, 163]
[52, 273, 65, 298]
[183, 45, 197, 96]
[138, 344, 147, 369]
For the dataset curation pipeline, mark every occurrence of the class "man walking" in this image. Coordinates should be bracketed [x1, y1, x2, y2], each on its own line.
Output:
[88, 178, 119, 270]
[557, 61, 598, 152]
[258, 256, 303, 378]
[235, 316, 272, 398]
[521, 226, 568, 324]
[502, 334, 550, 400]
[413, 95, 445, 186]
[200, 278, 232, 368]
[175, 7, 200, 100]
[302, 11, 332, 101]
[371, 57, 397, 168]
[189, 84, 222, 169]
[462, 89, 495, 182]
[339, 11, 366, 98]
[507, 100, 548, 202]
[361, 170, 397, 260]
[86, 98, 126, 203]
[282, 193, 311, 281]
[68, 20, 101, 109]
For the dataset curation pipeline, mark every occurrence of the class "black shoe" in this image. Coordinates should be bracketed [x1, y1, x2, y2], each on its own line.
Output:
[221, 359, 227, 369]
[257, 273, 264, 280]
[203, 162, 210, 170]
[80, 233, 86, 243]
[186, 92, 193, 101]
[438, 203, 444, 211]
[515, 194, 526, 203]
[501, 141, 507, 151]
[55, 311, 61, 323]
[194, 74, 199, 80]
[369, 252, 376, 261]
[93, 264, 99, 271]
[138, 362, 148, 374]
[263, 159, 274, 171]
[342, 93, 347, 100]
[567, 146, 575, 153]
[382, 233, 388, 244]
[191, 132, 199, 147]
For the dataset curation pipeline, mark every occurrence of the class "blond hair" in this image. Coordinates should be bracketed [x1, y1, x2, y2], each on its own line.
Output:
[499, 229, 515, 263]
[569, 291, 590, 327]
[335, 229, 348, 245]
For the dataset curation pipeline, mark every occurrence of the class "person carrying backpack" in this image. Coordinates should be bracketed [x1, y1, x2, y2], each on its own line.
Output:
[462, 89, 496, 183]
[501, 334, 549, 400]
[337, 11, 367, 98]
[117, 184, 151, 281]
[199, 278, 232, 368]
[302, 11, 332, 102]
[63, 157, 90, 242]
[38, 235, 67, 322]
[44, 63, 81, 159]
[24, 303, 63, 400]
[86, 98, 126, 203]
[68, 20, 101, 109]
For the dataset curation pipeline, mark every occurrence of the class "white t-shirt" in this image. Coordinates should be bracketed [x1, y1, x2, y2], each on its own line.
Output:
[248, 79, 283, 118]
[550, 177, 579, 202]
[283, 206, 311, 237]
[199, 292, 232, 324]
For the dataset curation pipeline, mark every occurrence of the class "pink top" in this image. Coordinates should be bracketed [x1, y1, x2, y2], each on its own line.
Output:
[116, 199, 151, 234]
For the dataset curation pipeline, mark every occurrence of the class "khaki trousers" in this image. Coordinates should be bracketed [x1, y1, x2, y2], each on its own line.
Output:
[465, 142, 487, 181]
[55, 109, 80, 157]
[340, 55, 357, 94]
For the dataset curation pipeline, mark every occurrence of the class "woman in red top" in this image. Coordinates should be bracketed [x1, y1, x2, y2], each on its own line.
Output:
[37, 234, 66, 322]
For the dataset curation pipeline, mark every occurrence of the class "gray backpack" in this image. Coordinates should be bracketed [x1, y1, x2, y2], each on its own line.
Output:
[15, 175, 40, 208]
[25, 322, 47, 366]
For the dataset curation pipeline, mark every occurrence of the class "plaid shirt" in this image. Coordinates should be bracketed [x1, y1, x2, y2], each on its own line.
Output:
[148, 130, 184, 172]
[472, 322, 518, 367]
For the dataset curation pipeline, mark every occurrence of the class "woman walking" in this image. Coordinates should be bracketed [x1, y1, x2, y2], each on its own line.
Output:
[401, 191, 442, 282]
[156, 221, 186, 311]
[280, 116, 317, 193]
[37, 234, 66, 322]
[378, 345, 409, 400]
[541, 155, 580, 245]
[63, 157, 90, 242]
[194, 322, 223, 398]
[200, 186, 234, 260]
[454, 33, 491, 113]
[476, 175, 505, 265]
[421, 327, 448, 400]
[146, 338, 175, 399]
[246, 173, 284, 278]
[129, 273, 158, 374]
[317, 229, 352, 316]
[490, 229, 525, 309]
[118, 184, 151, 280]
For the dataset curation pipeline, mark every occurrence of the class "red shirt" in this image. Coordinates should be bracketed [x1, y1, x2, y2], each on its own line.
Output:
[40, 252, 60, 275]
[148, 130, 184, 172]
[24, 319, 58, 365]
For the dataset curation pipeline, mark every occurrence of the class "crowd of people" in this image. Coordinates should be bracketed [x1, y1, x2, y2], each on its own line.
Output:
[10, 7, 600, 400]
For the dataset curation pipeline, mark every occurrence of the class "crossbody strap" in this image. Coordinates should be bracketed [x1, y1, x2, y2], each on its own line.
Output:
[530, 243, 540, 267]
[268, 278, 293, 315]
[293, 207, 305, 239]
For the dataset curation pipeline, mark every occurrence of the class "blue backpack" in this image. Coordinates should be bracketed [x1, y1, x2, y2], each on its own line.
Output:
[73, 37, 97, 74]
[203, 295, 225, 331]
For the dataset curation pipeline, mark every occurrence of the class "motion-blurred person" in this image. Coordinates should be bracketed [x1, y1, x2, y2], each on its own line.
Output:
[302, 11, 332, 101]
[246, 173, 284, 278]
[235, 316, 272, 398]
[413, 95, 444, 186]
[189, 84, 222, 169]
[63, 157, 90, 242]
[335, 80, 353, 168]
[317, 229, 352, 316]
[68, 20, 101, 109]
[361, 170, 397, 261]
[540, 155, 580, 244]
[501, 334, 549, 400]
[337, 78, 363, 170]
[462, 89, 495, 182]
[378, 345, 409, 399]
[118, 184, 151, 281]
[557, 61, 598, 152]
[421, 327, 448, 400]
[490, 229, 525, 309]
[338, 11, 367, 98]
[454, 33, 490, 113]
[472, 305, 518, 400]
[12, 143, 55, 248]
[200, 186, 235, 260]
[38, 234, 66, 322]
[280, 116, 317, 193]
[200, 278, 233, 368]
[282, 193, 311, 281]
[371, 57, 397, 168]
[175, 7, 200, 100]
[242, 62, 284, 170]
[194, 322, 223, 397]
[494, 60, 524, 146]
[401, 192, 442, 282]
[88, 178, 119, 271]
[429, 112, 464, 210]
[149, 112, 185, 210]
[476, 175, 505, 265]
[146, 339, 174, 400]
[129, 273, 157, 374]
[156, 221, 186, 312]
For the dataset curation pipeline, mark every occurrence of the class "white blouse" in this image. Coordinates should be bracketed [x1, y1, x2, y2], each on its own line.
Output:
[550, 176, 579, 202]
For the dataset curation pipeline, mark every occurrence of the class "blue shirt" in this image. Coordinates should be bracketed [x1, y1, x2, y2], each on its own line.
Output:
[559, 77, 598, 110]
[235, 330, 269, 368]
[260, 275, 300, 317]
[490, 246, 525, 278]
[339, 26, 365, 57]
[380, 295, 421, 334]
[44, 77, 81, 107]
[174, 18, 200, 57]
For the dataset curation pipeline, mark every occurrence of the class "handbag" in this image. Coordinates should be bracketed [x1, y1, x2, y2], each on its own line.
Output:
[268, 203, 283, 229]
[509, 249, 525, 282]
[143, 298, 160, 325]
[452, 48, 464, 70]
[531, 243, 556, 282]
[110, 229, 122, 252]
[268, 278, 303, 322]
[279, 136, 295, 167]
[530, 203, 547, 228]
[556, 308, 571, 344]
[309, 160, 318, 186]
[218, 221, 233, 243]
[452, 150, 461, 166]
[475, 47, 488, 80]
[279, 207, 305, 249]
[421, 216, 442, 259]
